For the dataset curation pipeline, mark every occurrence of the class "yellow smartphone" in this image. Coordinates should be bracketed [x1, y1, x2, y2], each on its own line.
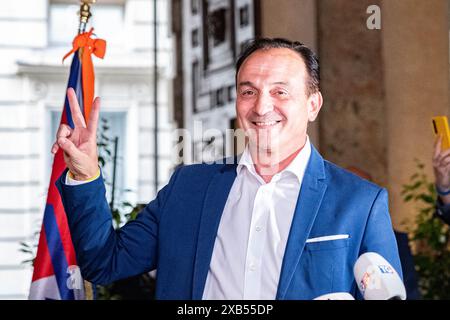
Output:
[432, 116, 450, 150]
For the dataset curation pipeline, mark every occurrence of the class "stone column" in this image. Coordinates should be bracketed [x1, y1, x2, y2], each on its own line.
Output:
[382, 0, 449, 230]
[317, 0, 387, 187]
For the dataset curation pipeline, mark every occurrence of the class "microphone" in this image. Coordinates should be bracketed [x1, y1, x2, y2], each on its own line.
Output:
[353, 252, 406, 300]
[313, 292, 355, 300]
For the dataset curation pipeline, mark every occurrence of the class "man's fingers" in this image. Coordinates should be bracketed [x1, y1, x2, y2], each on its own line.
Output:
[51, 142, 59, 154]
[67, 88, 87, 128]
[435, 146, 450, 164]
[434, 152, 450, 173]
[53, 124, 72, 154]
[438, 153, 450, 167]
[58, 137, 81, 159]
[433, 135, 442, 159]
[56, 124, 72, 140]
[88, 97, 101, 135]
[441, 156, 450, 168]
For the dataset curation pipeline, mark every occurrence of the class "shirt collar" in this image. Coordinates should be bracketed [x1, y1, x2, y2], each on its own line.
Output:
[236, 136, 312, 184]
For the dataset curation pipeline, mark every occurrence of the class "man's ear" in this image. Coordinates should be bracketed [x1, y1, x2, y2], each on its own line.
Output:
[307, 91, 323, 122]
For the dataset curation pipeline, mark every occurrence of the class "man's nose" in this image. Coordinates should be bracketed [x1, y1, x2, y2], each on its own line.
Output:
[254, 93, 274, 116]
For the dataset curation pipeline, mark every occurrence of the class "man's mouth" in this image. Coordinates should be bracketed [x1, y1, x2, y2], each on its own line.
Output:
[251, 120, 282, 128]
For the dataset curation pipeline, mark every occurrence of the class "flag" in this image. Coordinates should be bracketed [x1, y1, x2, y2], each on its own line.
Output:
[29, 28, 106, 300]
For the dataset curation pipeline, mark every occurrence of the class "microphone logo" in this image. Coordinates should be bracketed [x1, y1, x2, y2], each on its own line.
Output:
[359, 265, 381, 293]
[377, 264, 394, 274]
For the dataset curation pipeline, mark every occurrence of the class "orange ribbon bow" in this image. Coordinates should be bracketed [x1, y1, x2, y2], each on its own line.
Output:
[62, 28, 106, 122]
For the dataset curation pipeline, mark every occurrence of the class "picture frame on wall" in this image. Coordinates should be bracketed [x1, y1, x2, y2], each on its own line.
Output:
[202, 0, 236, 73]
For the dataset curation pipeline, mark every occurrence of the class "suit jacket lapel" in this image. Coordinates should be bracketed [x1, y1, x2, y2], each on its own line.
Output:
[192, 163, 237, 299]
[276, 146, 328, 299]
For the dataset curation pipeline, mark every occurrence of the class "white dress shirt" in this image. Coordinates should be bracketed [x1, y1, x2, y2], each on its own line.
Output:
[202, 137, 311, 300]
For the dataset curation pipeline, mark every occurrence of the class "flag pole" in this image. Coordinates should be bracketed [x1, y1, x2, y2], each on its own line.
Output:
[78, 0, 96, 300]
[78, 0, 95, 35]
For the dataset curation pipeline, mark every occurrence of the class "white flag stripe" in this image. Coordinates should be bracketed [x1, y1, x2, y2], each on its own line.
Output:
[29, 275, 61, 300]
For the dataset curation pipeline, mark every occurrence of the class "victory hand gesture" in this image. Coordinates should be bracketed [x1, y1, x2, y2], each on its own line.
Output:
[51, 88, 100, 181]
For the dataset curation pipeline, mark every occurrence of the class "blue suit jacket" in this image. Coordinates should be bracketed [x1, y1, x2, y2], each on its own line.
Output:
[57, 145, 402, 300]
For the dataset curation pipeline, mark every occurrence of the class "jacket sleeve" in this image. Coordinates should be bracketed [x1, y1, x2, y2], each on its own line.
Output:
[56, 167, 181, 285]
[355, 188, 403, 299]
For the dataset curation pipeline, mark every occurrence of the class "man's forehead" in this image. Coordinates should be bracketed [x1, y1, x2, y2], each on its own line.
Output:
[238, 48, 306, 76]
[241, 62, 298, 74]
[238, 80, 290, 87]
[247, 48, 304, 63]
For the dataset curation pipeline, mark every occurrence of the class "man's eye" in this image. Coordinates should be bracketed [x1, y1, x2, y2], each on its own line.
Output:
[242, 90, 255, 96]
[276, 91, 287, 96]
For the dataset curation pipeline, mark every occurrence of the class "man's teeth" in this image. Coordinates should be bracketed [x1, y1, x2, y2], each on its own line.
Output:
[254, 121, 278, 126]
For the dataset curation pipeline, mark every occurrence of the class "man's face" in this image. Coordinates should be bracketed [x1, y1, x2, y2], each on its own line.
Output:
[236, 48, 322, 158]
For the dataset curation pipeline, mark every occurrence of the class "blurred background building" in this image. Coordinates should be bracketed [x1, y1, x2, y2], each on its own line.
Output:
[0, 0, 449, 299]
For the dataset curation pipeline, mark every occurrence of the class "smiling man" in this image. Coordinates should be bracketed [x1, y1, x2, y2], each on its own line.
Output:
[235, 42, 322, 181]
[54, 38, 403, 300]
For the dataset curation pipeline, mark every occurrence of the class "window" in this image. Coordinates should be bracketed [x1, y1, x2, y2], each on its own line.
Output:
[48, 4, 80, 45]
[97, 112, 126, 207]
[49, 2, 124, 47]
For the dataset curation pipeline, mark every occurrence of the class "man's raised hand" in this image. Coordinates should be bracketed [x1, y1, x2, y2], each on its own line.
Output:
[51, 88, 100, 180]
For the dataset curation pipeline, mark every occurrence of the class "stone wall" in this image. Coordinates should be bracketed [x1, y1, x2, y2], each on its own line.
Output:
[382, 0, 449, 230]
[318, 0, 387, 187]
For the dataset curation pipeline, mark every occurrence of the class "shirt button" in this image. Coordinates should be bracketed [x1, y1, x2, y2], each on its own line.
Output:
[256, 226, 261, 232]
[249, 264, 256, 271]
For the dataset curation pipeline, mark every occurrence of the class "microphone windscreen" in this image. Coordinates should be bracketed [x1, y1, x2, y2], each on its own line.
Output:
[313, 292, 355, 300]
[353, 252, 406, 300]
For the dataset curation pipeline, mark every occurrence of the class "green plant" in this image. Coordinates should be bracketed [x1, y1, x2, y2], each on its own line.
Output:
[19, 229, 40, 266]
[401, 159, 450, 299]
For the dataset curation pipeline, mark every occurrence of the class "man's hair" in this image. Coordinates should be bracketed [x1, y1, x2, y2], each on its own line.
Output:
[235, 38, 320, 97]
